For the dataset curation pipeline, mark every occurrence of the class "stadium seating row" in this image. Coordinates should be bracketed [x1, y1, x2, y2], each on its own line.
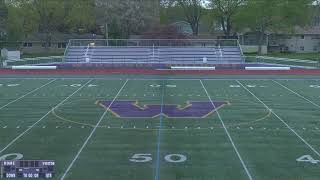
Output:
[64, 46, 244, 64]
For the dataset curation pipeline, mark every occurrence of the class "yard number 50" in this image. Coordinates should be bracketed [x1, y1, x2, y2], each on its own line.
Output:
[129, 153, 187, 163]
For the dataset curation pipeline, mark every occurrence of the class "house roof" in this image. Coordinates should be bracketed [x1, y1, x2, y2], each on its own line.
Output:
[294, 26, 320, 35]
[240, 26, 320, 36]
[25, 33, 104, 42]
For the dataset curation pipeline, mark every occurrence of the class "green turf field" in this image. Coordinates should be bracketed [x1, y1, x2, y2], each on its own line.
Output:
[1, 76, 320, 180]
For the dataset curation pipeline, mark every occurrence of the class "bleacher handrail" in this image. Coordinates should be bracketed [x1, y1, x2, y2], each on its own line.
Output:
[237, 39, 244, 56]
[68, 45, 239, 48]
[63, 39, 72, 62]
[69, 38, 239, 41]
[68, 39, 239, 47]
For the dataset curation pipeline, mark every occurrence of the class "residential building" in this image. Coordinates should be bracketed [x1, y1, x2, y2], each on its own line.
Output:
[9, 33, 103, 54]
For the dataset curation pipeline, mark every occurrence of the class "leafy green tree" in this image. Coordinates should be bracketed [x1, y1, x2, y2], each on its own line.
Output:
[315, 0, 320, 16]
[66, 0, 95, 33]
[0, 0, 7, 35]
[6, 6, 23, 45]
[108, 20, 121, 39]
[27, 0, 65, 47]
[160, 2, 170, 24]
[160, 4, 186, 25]
[175, 0, 204, 35]
[2, 0, 38, 48]
[238, 0, 313, 54]
[209, 0, 246, 38]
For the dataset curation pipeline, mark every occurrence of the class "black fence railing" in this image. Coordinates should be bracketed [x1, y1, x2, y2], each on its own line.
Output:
[68, 39, 239, 47]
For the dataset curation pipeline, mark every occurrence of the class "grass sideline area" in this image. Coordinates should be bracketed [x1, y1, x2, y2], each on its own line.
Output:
[21, 52, 64, 59]
[0, 75, 320, 179]
[267, 52, 320, 61]
[245, 52, 320, 61]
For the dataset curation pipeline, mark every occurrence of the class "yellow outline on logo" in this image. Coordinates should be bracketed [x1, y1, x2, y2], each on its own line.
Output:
[96, 100, 230, 119]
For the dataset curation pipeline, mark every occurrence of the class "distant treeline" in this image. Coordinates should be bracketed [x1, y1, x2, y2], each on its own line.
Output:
[0, 0, 318, 53]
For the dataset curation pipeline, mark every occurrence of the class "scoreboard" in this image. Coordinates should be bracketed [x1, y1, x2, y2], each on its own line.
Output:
[0, 160, 54, 179]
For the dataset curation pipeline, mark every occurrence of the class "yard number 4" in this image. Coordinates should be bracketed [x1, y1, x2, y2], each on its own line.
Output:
[296, 155, 320, 164]
[310, 85, 320, 88]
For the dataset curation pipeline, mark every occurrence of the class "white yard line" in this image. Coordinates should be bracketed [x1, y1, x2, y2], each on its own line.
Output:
[0, 79, 93, 154]
[0, 79, 57, 110]
[273, 80, 320, 109]
[60, 79, 128, 180]
[155, 80, 165, 180]
[237, 80, 320, 157]
[200, 80, 253, 180]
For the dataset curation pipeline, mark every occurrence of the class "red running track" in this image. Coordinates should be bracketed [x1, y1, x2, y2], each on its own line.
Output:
[1, 68, 320, 75]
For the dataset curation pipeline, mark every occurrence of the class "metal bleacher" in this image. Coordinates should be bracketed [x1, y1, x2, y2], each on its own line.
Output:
[64, 39, 244, 65]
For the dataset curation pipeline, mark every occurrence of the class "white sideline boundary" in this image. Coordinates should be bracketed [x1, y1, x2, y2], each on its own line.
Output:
[245, 67, 290, 71]
[237, 80, 320, 157]
[12, 66, 57, 70]
[1, 77, 320, 81]
[200, 80, 253, 180]
[171, 66, 216, 70]
[273, 80, 320, 109]
[60, 79, 128, 180]
[0, 79, 56, 110]
[0, 80, 93, 154]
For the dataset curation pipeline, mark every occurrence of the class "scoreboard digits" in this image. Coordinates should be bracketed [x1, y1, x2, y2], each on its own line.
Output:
[1, 160, 54, 179]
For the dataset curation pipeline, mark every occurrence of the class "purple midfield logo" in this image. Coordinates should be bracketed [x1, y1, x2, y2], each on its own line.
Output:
[98, 100, 228, 118]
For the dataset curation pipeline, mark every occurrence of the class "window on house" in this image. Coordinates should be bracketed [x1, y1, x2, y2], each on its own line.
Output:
[314, 46, 318, 51]
[300, 46, 305, 51]
[301, 35, 305, 40]
[42, 43, 51, 47]
[58, 43, 66, 48]
[23, 42, 33, 47]
[313, 16, 320, 26]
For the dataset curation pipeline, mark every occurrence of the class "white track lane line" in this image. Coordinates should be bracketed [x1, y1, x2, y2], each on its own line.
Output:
[0, 79, 57, 110]
[2, 77, 320, 81]
[273, 80, 320, 109]
[237, 80, 320, 157]
[60, 79, 128, 180]
[0, 79, 93, 154]
[200, 80, 253, 180]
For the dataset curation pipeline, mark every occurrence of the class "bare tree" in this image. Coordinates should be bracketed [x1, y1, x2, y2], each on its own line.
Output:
[115, 0, 153, 38]
[95, 0, 156, 38]
[141, 24, 189, 40]
[175, 0, 204, 35]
